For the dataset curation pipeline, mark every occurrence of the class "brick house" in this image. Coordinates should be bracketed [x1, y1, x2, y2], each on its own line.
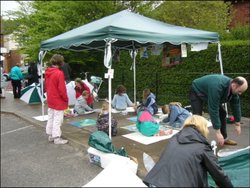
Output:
[225, 0, 250, 28]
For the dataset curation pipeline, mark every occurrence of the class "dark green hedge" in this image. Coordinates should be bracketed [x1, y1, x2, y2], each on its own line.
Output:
[99, 40, 249, 117]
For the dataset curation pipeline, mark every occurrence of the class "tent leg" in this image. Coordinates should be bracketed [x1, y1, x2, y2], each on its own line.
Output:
[133, 50, 138, 104]
[39, 51, 47, 120]
[217, 43, 228, 117]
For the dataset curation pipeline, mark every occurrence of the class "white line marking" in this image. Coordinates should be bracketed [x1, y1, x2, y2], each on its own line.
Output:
[1, 125, 33, 136]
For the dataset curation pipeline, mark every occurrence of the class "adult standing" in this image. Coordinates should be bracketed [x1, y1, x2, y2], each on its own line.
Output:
[10, 62, 24, 99]
[189, 74, 248, 146]
[61, 62, 72, 83]
[143, 115, 233, 187]
[45, 54, 68, 144]
[27, 62, 39, 86]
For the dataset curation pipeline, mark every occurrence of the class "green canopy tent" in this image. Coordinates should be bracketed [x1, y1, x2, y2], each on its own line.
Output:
[39, 9, 223, 138]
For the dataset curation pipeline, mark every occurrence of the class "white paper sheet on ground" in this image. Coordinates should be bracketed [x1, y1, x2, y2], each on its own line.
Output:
[122, 130, 179, 145]
[93, 108, 101, 113]
[126, 107, 135, 112]
[111, 109, 121, 113]
[217, 146, 250, 157]
[33, 115, 48, 121]
[84, 111, 95, 114]
[83, 161, 146, 187]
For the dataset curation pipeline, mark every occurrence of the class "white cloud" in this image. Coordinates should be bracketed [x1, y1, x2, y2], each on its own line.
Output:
[1, 1, 20, 14]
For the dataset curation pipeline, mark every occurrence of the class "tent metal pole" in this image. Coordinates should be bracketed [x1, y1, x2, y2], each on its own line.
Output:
[218, 42, 228, 117]
[133, 50, 137, 104]
[39, 51, 47, 120]
[108, 68, 112, 139]
[104, 39, 113, 140]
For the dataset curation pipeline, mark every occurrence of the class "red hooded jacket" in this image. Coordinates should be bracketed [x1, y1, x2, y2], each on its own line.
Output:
[45, 67, 68, 110]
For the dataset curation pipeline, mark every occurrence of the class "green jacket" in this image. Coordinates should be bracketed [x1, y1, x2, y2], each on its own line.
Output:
[192, 74, 241, 129]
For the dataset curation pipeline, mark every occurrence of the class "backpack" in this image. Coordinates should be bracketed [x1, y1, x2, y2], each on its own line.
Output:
[88, 131, 127, 157]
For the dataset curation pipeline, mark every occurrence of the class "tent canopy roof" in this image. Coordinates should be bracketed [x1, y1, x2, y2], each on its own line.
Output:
[40, 9, 219, 51]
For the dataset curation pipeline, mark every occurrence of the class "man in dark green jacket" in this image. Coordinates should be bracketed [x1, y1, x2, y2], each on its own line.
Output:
[189, 74, 248, 146]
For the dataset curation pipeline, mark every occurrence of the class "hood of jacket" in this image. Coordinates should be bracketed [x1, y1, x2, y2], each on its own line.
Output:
[45, 67, 60, 78]
[177, 126, 209, 146]
[148, 92, 156, 100]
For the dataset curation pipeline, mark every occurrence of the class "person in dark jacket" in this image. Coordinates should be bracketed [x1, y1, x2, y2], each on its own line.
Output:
[141, 88, 158, 115]
[27, 62, 39, 86]
[143, 115, 233, 188]
[61, 62, 72, 83]
[189, 74, 248, 146]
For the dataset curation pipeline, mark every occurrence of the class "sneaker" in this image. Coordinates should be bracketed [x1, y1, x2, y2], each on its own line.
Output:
[48, 135, 54, 142]
[224, 139, 237, 145]
[54, 137, 68, 145]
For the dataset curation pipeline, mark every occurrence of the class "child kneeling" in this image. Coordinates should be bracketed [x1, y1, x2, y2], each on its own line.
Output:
[136, 106, 172, 137]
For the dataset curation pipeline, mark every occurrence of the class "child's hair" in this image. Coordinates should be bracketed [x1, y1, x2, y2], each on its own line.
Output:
[101, 101, 109, 112]
[82, 90, 89, 97]
[75, 77, 83, 84]
[143, 88, 151, 100]
[183, 115, 209, 138]
[162, 102, 182, 114]
[162, 105, 170, 114]
[50, 54, 64, 68]
[116, 85, 126, 95]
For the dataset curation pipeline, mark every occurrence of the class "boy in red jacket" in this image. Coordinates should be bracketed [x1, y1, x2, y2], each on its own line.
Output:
[45, 54, 69, 144]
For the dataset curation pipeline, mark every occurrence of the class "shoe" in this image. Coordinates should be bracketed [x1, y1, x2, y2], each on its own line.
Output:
[54, 137, 68, 145]
[224, 139, 237, 145]
[48, 135, 54, 142]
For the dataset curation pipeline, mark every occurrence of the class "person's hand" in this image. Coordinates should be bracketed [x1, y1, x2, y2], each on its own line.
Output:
[235, 122, 241, 135]
[215, 129, 224, 146]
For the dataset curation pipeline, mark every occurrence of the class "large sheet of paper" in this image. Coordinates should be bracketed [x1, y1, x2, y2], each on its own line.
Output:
[122, 130, 179, 145]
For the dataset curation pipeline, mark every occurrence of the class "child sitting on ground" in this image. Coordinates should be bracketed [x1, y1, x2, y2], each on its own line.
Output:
[112, 84, 135, 111]
[96, 101, 118, 136]
[161, 102, 191, 128]
[136, 106, 173, 137]
[74, 90, 93, 115]
[139, 88, 158, 115]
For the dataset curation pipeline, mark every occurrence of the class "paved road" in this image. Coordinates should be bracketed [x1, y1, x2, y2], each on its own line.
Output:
[1, 113, 102, 187]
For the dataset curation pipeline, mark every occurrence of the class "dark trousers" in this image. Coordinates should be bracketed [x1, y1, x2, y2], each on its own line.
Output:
[11, 80, 22, 98]
[189, 87, 227, 139]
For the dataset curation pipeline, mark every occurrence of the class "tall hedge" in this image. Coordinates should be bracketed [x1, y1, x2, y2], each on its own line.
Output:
[98, 40, 249, 117]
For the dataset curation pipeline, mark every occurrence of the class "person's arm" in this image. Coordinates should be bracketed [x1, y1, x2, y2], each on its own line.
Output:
[168, 106, 179, 125]
[203, 147, 233, 187]
[125, 93, 134, 106]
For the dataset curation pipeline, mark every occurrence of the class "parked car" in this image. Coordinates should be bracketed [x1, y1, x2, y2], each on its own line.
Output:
[3, 71, 10, 81]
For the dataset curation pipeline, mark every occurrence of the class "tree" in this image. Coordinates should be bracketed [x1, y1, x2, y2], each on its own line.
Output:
[151, 1, 232, 35]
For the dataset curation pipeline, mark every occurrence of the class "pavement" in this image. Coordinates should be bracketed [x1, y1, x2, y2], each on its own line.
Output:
[1, 90, 250, 179]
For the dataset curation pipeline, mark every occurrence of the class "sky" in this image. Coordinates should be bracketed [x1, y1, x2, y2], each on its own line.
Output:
[1, 1, 20, 14]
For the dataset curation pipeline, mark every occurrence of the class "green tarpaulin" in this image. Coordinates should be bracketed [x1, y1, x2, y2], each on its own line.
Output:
[208, 147, 250, 187]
